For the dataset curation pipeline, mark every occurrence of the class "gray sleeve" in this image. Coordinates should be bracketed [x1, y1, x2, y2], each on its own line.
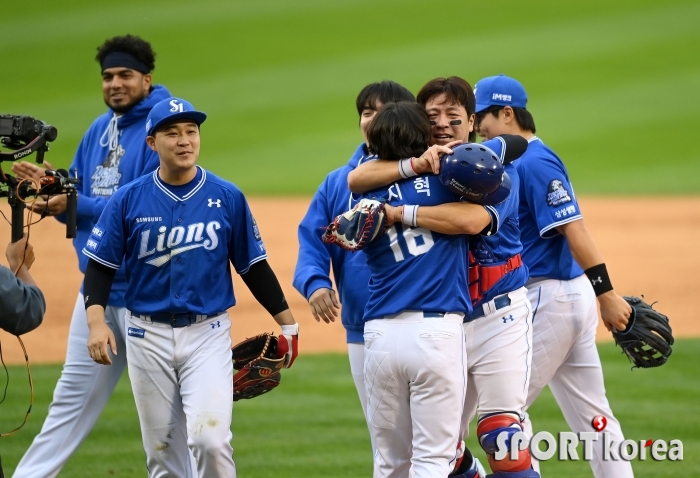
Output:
[0, 266, 46, 335]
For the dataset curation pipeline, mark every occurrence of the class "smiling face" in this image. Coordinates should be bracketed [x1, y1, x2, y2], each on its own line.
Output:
[424, 93, 475, 146]
[360, 100, 383, 144]
[102, 67, 151, 113]
[146, 120, 200, 183]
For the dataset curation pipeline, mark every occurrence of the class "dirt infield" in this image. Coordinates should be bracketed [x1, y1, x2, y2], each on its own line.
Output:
[0, 196, 698, 365]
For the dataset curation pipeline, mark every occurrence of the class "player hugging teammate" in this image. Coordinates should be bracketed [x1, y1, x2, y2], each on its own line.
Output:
[321, 77, 538, 478]
[322, 75, 635, 478]
[348, 77, 539, 478]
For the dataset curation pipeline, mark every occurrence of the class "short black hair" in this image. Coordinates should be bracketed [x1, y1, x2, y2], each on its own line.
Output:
[95, 34, 156, 72]
[476, 105, 536, 133]
[355, 81, 415, 116]
[366, 102, 431, 160]
[417, 76, 477, 142]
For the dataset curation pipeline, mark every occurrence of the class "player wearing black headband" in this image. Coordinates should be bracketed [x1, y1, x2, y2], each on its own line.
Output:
[9, 35, 182, 477]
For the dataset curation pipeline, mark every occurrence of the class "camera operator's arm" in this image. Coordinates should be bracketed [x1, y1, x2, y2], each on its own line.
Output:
[83, 259, 118, 365]
[0, 235, 46, 335]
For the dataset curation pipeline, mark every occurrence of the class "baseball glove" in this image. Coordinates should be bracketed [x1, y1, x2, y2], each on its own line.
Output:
[321, 198, 387, 252]
[612, 296, 674, 369]
[232, 333, 285, 401]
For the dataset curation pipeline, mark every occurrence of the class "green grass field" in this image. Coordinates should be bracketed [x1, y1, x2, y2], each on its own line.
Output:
[1, 339, 698, 477]
[2, 0, 700, 195]
[1, 1, 698, 476]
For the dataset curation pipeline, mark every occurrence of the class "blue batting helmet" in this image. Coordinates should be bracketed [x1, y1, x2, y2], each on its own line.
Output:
[439, 143, 511, 205]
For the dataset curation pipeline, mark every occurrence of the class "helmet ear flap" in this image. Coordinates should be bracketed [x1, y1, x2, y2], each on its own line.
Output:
[439, 143, 511, 206]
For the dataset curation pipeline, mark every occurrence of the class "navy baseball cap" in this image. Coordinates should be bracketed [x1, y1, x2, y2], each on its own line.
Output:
[146, 97, 207, 136]
[474, 74, 528, 113]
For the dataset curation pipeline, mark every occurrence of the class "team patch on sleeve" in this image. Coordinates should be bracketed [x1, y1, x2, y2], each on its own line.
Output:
[546, 179, 572, 207]
[251, 215, 261, 241]
[85, 226, 105, 252]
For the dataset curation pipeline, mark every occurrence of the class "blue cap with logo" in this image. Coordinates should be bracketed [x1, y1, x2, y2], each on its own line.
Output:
[474, 74, 528, 113]
[146, 97, 207, 136]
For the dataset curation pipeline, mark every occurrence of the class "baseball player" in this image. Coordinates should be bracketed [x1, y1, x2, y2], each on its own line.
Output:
[9, 35, 177, 478]
[293, 80, 414, 452]
[81, 97, 299, 477]
[474, 74, 633, 477]
[349, 100, 470, 478]
[348, 77, 538, 478]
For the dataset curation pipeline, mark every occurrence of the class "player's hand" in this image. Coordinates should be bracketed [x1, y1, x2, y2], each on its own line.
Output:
[308, 288, 340, 323]
[598, 291, 632, 332]
[277, 323, 299, 368]
[29, 194, 68, 215]
[412, 141, 462, 175]
[6, 234, 35, 272]
[11, 160, 53, 182]
[87, 317, 117, 365]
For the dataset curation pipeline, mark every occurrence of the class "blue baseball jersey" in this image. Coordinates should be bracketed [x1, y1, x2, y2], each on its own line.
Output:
[514, 136, 583, 280]
[361, 176, 470, 321]
[470, 137, 529, 305]
[82, 166, 266, 315]
[57, 85, 171, 306]
[293, 143, 374, 343]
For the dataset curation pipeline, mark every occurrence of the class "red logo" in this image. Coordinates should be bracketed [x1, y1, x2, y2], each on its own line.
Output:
[592, 415, 607, 432]
[259, 368, 272, 377]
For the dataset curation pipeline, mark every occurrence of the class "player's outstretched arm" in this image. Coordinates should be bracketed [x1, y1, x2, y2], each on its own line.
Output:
[83, 259, 118, 365]
[347, 142, 460, 194]
[241, 260, 299, 368]
[556, 219, 631, 331]
[384, 202, 491, 235]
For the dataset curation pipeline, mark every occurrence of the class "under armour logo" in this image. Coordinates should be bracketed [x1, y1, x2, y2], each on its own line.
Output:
[502, 315, 514, 323]
[208, 199, 221, 208]
[592, 277, 602, 285]
[211, 320, 221, 329]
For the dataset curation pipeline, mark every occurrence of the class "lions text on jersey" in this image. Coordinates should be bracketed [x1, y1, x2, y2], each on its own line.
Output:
[83, 166, 266, 315]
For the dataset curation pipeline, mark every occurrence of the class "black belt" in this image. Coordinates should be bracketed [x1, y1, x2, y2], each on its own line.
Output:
[423, 311, 446, 318]
[133, 311, 224, 328]
[466, 294, 512, 322]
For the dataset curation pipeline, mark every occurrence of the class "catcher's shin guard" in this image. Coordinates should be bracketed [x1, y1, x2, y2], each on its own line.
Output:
[477, 413, 532, 473]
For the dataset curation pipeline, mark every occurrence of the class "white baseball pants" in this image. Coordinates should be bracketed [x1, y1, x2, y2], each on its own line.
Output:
[126, 311, 234, 478]
[348, 341, 375, 453]
[523, 274, 634, 478]
[12, 294, 130, 478]
[364, 312, 467, 478]
[460, 287, 534, 439]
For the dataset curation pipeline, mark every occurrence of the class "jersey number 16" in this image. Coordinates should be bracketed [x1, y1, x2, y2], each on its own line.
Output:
[385, 225, 434, 262]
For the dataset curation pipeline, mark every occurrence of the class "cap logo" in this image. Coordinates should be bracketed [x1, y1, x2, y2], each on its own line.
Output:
[145, 119, 151, 132]
[492, 93, 512, 102]
[169, 99, 184, 112]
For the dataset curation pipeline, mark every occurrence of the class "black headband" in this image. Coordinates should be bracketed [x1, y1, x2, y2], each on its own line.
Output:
[101, 51, 150, 74]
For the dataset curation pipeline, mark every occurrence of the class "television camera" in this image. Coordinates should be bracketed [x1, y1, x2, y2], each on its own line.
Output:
[0, 114, 78, 240]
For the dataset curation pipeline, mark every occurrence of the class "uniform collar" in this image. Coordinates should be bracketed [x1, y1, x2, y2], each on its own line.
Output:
[153, 165, 206, 202]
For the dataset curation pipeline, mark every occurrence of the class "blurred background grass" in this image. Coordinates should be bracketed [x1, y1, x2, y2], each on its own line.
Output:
[1, 341, 698, 477]
[1, 1, 699, 475]
[2, 0, 699, 195]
